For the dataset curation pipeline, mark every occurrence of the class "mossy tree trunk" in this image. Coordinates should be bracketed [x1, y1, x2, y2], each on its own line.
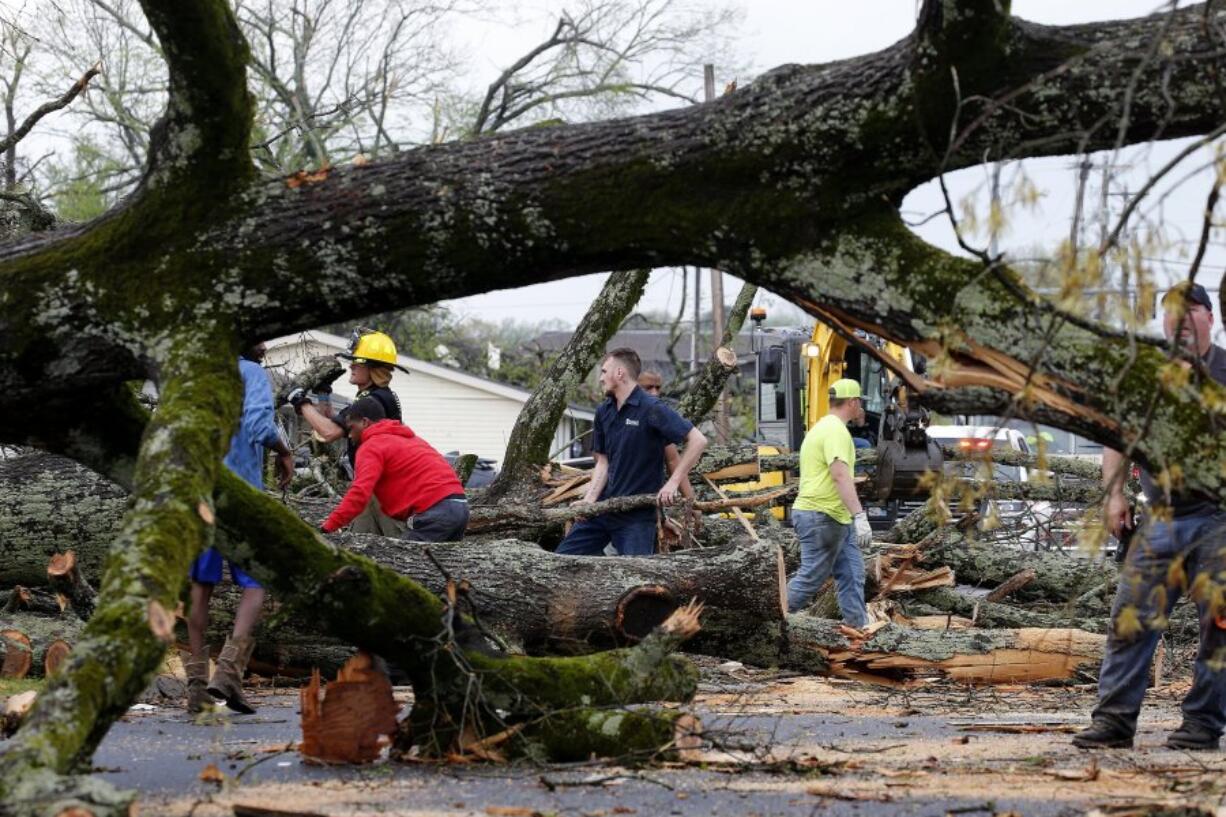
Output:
[2, 0, 1226, 812]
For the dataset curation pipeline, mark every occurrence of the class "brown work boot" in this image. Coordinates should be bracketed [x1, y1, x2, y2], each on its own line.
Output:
[183, 648, 213, 714]
[206, 635, 257, 714]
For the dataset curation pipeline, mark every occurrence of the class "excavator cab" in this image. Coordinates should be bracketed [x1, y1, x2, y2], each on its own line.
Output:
[752, 316, 942, 505]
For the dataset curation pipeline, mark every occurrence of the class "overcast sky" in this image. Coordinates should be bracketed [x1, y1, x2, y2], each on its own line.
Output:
[441, 0, 1225, 345]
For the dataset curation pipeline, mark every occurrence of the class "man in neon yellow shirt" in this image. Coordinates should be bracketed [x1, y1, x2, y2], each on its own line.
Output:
[787, 378, 874, 613]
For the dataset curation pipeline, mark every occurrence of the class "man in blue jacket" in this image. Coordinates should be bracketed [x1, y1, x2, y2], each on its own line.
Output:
[185, 342, 294, 715]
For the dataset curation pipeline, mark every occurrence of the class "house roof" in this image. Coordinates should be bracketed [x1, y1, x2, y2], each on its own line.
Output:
[267, 330, 595, 421]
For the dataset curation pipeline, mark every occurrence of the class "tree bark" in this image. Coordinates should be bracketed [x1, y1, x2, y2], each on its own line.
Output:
[0, 453, 125, 586]
[904, 586, 1107, 632]
[485, 269, 649, 499]
[47, 552, 97, 620]
[897, 533, 1120, 603]
[341, 533, 784, 653]
[784, 614, 1105, 685]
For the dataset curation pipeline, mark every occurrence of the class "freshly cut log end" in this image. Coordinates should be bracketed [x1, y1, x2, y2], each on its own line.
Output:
[43, 639, 72, 677]
[299, 651, 398, 764]
[47, 550, 97, 619]
[714, 346, 738, 368]
[1, 629, 32, 679]
[614, 586, 678, 642]
[2, 689, 36, 738]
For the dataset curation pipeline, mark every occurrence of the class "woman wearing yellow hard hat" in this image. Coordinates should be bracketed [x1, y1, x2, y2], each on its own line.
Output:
[289, 328, 408, 534]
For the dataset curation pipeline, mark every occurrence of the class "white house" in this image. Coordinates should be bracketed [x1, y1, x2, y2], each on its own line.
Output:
[264, 331, 594, 465]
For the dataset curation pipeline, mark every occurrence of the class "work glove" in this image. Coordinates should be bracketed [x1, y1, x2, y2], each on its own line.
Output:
[285, 387, 312, 413]
[852, 512, 873, 548]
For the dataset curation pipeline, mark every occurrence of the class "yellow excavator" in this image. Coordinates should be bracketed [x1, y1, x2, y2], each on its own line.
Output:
[746, 309, 943, 520]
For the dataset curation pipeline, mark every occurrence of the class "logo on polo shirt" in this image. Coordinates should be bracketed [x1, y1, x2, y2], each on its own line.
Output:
[625, 419, 640, 426]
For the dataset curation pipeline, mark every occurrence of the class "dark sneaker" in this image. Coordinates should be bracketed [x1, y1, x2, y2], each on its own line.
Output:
[1166, 721, 1220, 751]
[1072, 721, 1134, 749]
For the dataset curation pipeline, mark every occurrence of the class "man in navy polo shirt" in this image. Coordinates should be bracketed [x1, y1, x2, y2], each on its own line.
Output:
[557, 347, 708, 556]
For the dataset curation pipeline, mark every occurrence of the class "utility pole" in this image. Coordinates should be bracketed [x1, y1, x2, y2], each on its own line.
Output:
[690, 266, 700, 373]
[704, 63, 731, 443]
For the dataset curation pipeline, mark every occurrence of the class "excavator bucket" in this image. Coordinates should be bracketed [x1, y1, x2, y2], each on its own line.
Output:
[872, 436, 943, 501]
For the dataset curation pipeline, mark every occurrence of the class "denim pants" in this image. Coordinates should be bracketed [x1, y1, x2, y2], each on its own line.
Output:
[833, 527, 868, 627]
[555, 514, 656, 556]
[788, 510, 859, 614]
[1093, 511, 1226, 736]
[401, 497, 469, 543]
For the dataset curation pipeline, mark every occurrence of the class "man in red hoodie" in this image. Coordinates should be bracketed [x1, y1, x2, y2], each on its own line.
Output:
[320, 398, 469, 541]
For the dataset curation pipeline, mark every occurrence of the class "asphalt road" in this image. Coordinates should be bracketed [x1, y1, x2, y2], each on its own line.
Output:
[92, 684, 1213, 817]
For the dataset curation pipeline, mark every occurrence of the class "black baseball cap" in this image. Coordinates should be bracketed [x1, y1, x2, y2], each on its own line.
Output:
[1162, 282, 1213, 312]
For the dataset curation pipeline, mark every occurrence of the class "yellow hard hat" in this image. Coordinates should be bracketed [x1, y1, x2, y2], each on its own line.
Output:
[341, 329, 409, 372]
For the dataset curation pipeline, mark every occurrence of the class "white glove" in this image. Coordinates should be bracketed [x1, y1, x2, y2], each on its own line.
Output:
[853, 512, 873, 548]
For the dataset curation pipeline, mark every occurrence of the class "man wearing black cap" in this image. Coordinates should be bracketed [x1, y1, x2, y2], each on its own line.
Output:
[1075, 282, 1226, 751]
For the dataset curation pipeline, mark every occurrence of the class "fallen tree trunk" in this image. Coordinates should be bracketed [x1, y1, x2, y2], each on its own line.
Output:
[340, 533, 785, 652]
[466, 485, 791, 537]
[785, 615, 1105, 685]
[3, 587, 68, 617]
[899, 533, 1119, 603]
[0, 454, 125, 586]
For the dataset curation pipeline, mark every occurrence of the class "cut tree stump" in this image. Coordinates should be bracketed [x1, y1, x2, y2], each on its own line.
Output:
[46, 551, 97, 619]
[300, 651, 398, 764]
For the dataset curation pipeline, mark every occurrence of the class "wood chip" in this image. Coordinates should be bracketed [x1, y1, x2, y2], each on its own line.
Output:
[199, 762, 224, 783]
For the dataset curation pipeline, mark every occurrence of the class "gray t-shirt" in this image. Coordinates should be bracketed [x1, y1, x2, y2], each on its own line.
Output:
[1138, 343, 1226, 516]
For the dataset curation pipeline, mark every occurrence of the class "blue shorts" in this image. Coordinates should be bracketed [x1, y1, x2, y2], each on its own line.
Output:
[189, 547, 262, 589]
[555, 514, 656, 556]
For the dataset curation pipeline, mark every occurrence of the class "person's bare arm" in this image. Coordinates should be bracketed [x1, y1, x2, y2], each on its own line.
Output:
[579, 453, 609, 504]
[1101, 447, 1131, 537]
[300, 402, 344, 443]
[829, 459, 863, 515]
[664, 444, 696, 501]
[659, 428, 707, 506]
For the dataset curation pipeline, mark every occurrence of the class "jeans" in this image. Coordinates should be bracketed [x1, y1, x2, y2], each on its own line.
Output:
[401, 497, 469, 543]
[788, 510, 851, 613]
[1092, 511, 1226, 736]
[556, 514, 656, 556]
[833, 527, 868, 627]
